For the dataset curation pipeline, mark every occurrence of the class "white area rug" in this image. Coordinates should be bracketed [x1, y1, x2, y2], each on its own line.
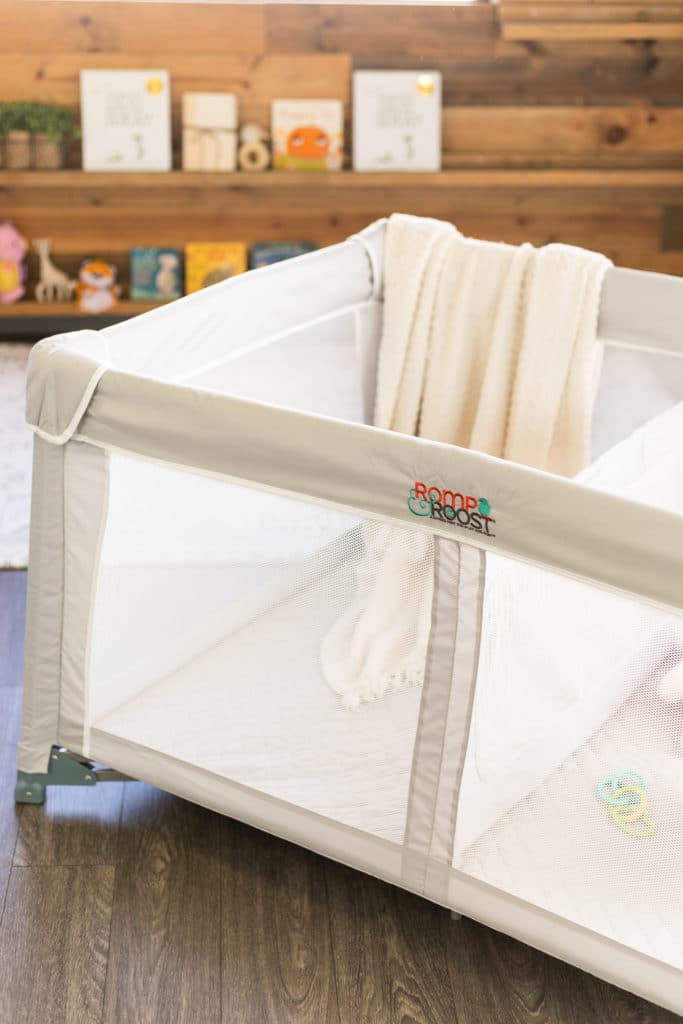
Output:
[0, 344, 32, 568]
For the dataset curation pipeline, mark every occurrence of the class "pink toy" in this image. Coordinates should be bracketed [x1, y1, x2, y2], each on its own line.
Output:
[0, 220, 28, 304]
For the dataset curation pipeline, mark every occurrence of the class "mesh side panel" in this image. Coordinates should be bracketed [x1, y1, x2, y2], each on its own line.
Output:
[176, 308, 377, 423]
[454, 551, 683, 969]
[88, 452, 428, 844]
[592, 346, 683, 459]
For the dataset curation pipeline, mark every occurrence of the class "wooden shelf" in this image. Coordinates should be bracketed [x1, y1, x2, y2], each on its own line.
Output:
[2, 169, 683, 190]
[0, 301, 160, 317]
[2, 167, 681, 303]
[0, 300, 161, 340]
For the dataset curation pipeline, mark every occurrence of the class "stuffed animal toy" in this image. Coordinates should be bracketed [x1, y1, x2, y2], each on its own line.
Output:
[0, 221, 28, 304]
[75, 259, 121, 313]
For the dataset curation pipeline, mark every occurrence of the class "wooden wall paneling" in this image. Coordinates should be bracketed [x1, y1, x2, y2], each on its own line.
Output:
[442, 152, 683, 170]
[510, 1, 683, 4]
[500, 0, 683, 39]
[6, 178, 673, 286]
[630, 250, 683, 273]
[6, 56, 682, 166]
[13, 211, 660, 271]
[265, 3, 500, 58]
[17, 207, 366, 256]
[0, 52, 351, 110]
[500, 3, 683, 22]
[502, 22, 683, 41]
[441, 106, 683, 166]
[0, 1, 680, 284]
[662, 204, 683, 248]
[0, 1, 264, 54]
[355, 49, 683, 107]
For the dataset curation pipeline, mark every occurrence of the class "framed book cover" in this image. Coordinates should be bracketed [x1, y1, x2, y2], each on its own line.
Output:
[353, 71, 442, 172]
[130, 248, 183, 301]
[271, 100, 344, 171]
[80, 69, 172, 172]
[249, 241, 316, 269]
[185, 242, 247, 293]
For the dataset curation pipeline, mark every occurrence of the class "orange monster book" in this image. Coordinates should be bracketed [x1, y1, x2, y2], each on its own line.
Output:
[271, 100, 344, 171]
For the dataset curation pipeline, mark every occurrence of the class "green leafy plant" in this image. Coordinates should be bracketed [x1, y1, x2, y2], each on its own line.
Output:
[0, 103, 23, 140]
[0, 102, 80, 141]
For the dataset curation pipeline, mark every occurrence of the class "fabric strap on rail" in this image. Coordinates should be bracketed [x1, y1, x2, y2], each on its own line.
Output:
[402, 539, 485, 900]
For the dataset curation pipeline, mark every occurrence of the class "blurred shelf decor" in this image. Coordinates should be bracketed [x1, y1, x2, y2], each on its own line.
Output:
[0, 0, 682, 340]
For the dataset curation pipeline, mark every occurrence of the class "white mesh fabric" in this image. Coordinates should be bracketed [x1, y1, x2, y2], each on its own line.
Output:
[455, 558, 683, 970]
[175, 307, 373, 423]
[88, 454, 428, 843]
[451, 396, 683, 966]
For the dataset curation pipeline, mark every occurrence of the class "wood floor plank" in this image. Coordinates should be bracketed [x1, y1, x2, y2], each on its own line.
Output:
[324, 860, 456, 1024]
[0, 571, 26, 687]
[221, 818, 340, 1024]
[102, 784, 222, 1024]
[444, 916, 558, 1024]
[0, 686, 22, 923]
[443, 914, 681, 1024]
[541, 951, 682, 1024]
[326, 863, 681, 1024]
[0, 864, 114, 1024]
[14, 782, 124, 867]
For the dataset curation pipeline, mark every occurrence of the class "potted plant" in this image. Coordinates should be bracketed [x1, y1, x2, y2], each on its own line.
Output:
[0, 102, 31, 170]
[26, 103, 80, 170]
[0, 102, 80, 170]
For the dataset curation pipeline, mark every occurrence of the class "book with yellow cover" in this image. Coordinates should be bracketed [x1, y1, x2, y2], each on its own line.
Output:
[184, 242, 247, 293]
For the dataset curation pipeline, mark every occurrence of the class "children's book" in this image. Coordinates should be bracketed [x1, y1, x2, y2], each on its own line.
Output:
[353, 71, 442, 172]
[185, 242, 247, 293]
[249, 241, 316, 269]
[271, 100, 344, 171]
[130, 247, 183, 301]
[80, 69, 172, 172]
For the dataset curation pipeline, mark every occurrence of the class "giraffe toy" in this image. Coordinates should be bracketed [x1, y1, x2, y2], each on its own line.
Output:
[33, 238, 76, 302]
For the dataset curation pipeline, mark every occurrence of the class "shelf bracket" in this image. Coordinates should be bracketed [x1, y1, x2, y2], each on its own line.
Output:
[15, 745, 133, 805]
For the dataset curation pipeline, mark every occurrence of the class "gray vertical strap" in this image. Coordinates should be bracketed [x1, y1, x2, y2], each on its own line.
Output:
[17, 438, 65, 775]
[59, 442, 110, 757]
[402, 538, 486, 898]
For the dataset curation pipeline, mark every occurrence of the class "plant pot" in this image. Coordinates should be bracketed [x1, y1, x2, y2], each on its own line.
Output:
[31, 132, 64, 170]
[4, 130, 31, 170]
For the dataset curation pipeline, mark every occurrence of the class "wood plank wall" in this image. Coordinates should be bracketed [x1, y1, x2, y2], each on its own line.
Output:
[499, 1, 683, 40]
[1, 0, 683, 286]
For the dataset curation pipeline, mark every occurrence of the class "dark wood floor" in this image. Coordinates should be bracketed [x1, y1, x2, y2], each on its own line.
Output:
[0, 571, 679, 1024]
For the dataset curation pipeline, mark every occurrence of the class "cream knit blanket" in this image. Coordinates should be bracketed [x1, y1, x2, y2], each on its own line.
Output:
[321, 214, 611, 708]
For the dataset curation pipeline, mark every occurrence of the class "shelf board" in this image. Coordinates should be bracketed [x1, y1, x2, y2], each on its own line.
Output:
[2, 169, 683, 190]
[0, 301, 160, 317]
[0, 300, 161, 340]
